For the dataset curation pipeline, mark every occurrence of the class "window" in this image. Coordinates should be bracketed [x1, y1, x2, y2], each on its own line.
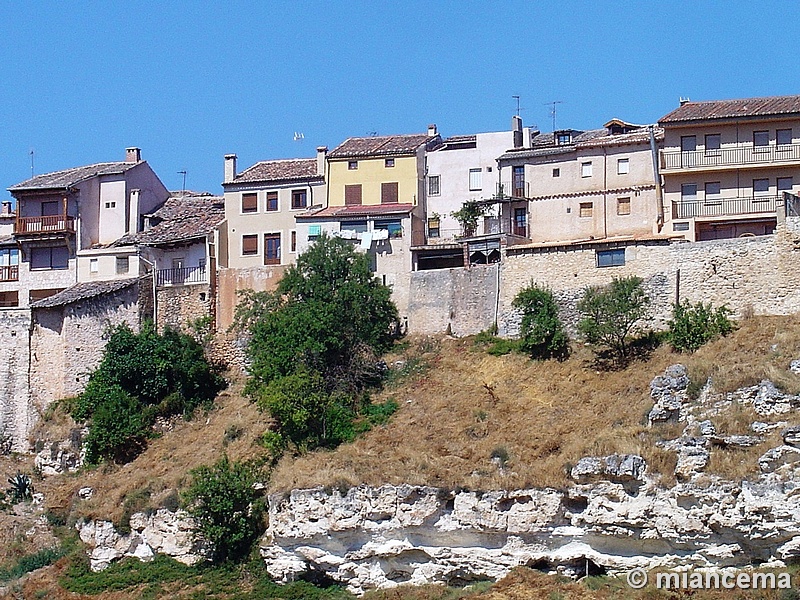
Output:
[617, 158, 629, 175]
[552, 168, 560, 177]
[89, 258, 98, 273]
[597, 248, 625, 268]
[340, 220, 367, 234]
[673, 222, 690, 232]
[617, 197, 631, 215]
[777, 128, 793, 146]
[681, 183, 698, 201]
[557, 132, 571, 145]
[469, 168, 482, 191]
[705, 134, 721, 151]
[264, 233, 281, 265]
[348, 160, 358, 170]
[778, 177, 793, 193]
[308, 225, 321, 240]
[513, 207, 527, 237]
[241, 193, 258, 213]
[681, 135, 697, 152]
[291, 189, 307, 209]
[753, 130, 769, 148]
[30, 246, 69, 269]
[242, 234, 258, 255]
[579, 202, 593, 217]
[381, 182, 399, 204]
[104, 201, 116, 209]
[0, 248, 18, 267]
[385, 158, 395, 168]
[41, 201, 59, 216]
[29, 288, 63, 303]
[512, 166, 525, 197]
[705, 182, 721, 201]
[428, 175, 440, 196]
[581, 162, 593, 177]
[291, 231, 297, 252]
[266, 191, 278, 212]
[753, 178, 770, 197]
[344, 184, 362, 205]
[427, 217, 440, 238]
[375, 219, 402, 238]
[0, 291, 18, 308]
[116, 256, 129, 274]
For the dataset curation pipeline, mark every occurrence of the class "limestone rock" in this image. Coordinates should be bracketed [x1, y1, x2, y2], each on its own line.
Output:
[78, 487, 94, 500]
[34, 444, 83, 476]
[648, 364, 689, 425]
[571, 454, 646, 484]
[789, 359, 800, 375]
[782, 426, 800, 447]
[759, 445, 800, 473]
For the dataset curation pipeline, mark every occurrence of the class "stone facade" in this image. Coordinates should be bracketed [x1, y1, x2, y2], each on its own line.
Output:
[0, 309, 32, 452]
[156, 284, 213, 332]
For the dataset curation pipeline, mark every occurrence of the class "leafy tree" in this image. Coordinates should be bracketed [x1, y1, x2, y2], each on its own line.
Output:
[668, 300, 734, 353]
[577, 276, 651, 363]
[451, 201, 490, 237]
[512, 283, 569, 360]
[73, 322, 225, 463]
[182, 456, 265, 564]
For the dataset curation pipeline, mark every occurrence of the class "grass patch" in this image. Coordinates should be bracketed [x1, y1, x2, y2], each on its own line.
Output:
[0, 546, 65, 582]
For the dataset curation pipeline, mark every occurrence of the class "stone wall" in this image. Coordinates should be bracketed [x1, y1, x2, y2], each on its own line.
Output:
[0, 310, 32, 452]
[156, 284, 212, 332]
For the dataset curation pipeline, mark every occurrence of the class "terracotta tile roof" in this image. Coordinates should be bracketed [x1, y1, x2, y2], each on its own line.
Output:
[498, 126, 660, 160]
[114, 193, 224, 247]
[577, 127, 663, 148]
[296, 203, 414, 219]
[328, 134, 438, 159]
[30, 277, 139, 309]
[9, 162, 138, 191]
[230, 158, 322, 185]
[659, 95, 800, 124]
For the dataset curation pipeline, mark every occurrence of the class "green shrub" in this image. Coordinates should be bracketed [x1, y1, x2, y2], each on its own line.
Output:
[6, 472, 34, 503]
[0, 546, 64, 581]
[668, 300, 734, 352]
[577, 276, 651, 364]
[486, 338, 519, 356]
[512, 283, 569, 360]
[83, 387, 149, 465]
[182, 456, 265, 564]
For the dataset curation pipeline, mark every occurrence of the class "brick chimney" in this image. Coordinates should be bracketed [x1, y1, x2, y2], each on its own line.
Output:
[316, 146, 327, 177]
[427, 124, 438, 137]
[224, 154, 237, 183]
[125, 147, 141, 163]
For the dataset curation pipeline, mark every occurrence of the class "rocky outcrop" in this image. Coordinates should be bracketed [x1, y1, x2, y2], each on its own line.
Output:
[77, 509, 209, 571]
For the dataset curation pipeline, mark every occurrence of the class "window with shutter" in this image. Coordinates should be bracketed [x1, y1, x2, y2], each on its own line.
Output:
[241, 193, 258, 213]
[345, 184, 362, 205]
[242, 235, 258, 255]
[266, 192, 278, 211]
[381, 182, 399, 204]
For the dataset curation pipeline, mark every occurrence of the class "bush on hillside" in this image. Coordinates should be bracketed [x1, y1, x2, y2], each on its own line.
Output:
[512, 283, 569, 360]
[577, 276, 651, 365]
[668, 300, 734, 353]
[73, 322, 225, 464]
[182, 456, 265, 564]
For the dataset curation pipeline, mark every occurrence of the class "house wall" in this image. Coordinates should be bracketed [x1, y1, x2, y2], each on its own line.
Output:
[156, 284, 212, 332]
[662, 119, 800, 152]
[125, 162, 171, 217]
[19, 256, 78, 308]
[328, 155, 419, 207]
[216, 265, 288, 330]
[0, 309, 32, 451]
[98, 179, 128, 244]
[76, 247, 140, 282]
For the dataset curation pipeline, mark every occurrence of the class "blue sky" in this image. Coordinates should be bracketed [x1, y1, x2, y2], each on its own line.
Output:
[1, 1, 798, 196]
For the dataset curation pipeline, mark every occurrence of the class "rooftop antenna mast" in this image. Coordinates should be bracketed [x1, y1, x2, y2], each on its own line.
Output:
[545, 100, 563, 131]
[178, 170, 187, 196]
[512, 95, 521, 117]
[29, 149, 34, 177]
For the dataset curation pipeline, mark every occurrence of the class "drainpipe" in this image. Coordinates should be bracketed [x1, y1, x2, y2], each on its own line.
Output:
[649, 125, 664, 231]
[602, 147, 608, 239]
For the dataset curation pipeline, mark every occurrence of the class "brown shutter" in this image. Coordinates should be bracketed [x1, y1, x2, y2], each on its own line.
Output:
[242, 234, 258, 254]
[345, 184, 362, 205]
[381, 182, 399, 204]
[242, 193, 258, 213]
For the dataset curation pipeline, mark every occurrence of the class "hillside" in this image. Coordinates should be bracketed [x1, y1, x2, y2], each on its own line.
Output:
[2, 314, 800, 598]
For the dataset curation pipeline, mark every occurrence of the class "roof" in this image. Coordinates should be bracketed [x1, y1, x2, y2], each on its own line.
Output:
[229, 158, 322, 185]
[659, 95, 800, 124]
[9, 162, 139, 192]
[30, 277, 139, 309]
[498, 126, 661, 160]
[115, 193, 224, 246]
[328, 134, 438, 159]
[296, 203, 414, 220]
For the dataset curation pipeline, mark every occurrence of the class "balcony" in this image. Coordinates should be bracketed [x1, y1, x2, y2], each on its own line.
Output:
[15, 214, 75, 235]
[661, 144, 800, 172]
[0, 265, 19, 282]
[497, 181, 529, 199]
[672, 195, 778, 219]
[156, 266, 208, 287]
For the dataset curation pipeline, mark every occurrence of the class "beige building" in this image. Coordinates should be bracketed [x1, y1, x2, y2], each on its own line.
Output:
[222, 150, 326, 269]
[497, 120, 664, 247]
[658, 95, 800, 242]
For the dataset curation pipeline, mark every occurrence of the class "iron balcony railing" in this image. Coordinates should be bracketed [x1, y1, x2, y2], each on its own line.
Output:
[497, 181, 529, 199]
[0, 265, 19, 282]
[661, 143, 800, 171]
[156, 266, 207, 287]
[672, 195, 778, 219]
[15, 214, 75, 234]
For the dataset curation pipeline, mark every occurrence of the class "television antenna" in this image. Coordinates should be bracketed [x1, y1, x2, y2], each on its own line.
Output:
[544, 100, 563, 131]
[29, 149, 34, 177]
[293, 132, 305, 142]
[178, 170, 187, 195]
[512, 95, 521, 117]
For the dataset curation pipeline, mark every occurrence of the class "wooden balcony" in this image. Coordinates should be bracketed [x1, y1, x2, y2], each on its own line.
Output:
[15, 214, 75, 235]
[672, 195, 778, 219]
[661, 144, 800, 172]
[0, 265, 19, 282]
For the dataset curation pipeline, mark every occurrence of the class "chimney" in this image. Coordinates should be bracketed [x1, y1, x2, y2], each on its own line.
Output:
[316, 146, 327, 177]
[224, 154, 237, 183]
[128, 189, 140, 234]
[427, 124, 438, 137]
[679, 97, 691, 105]
[125, 147, 141, 163]
[512, 115, 523, 148]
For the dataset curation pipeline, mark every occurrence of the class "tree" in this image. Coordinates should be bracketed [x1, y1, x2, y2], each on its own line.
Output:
[512, 283, 569, 360]
[451, 201, 490, 237]
[577, 276, 651, 363]
[668, 300, 734, 353]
